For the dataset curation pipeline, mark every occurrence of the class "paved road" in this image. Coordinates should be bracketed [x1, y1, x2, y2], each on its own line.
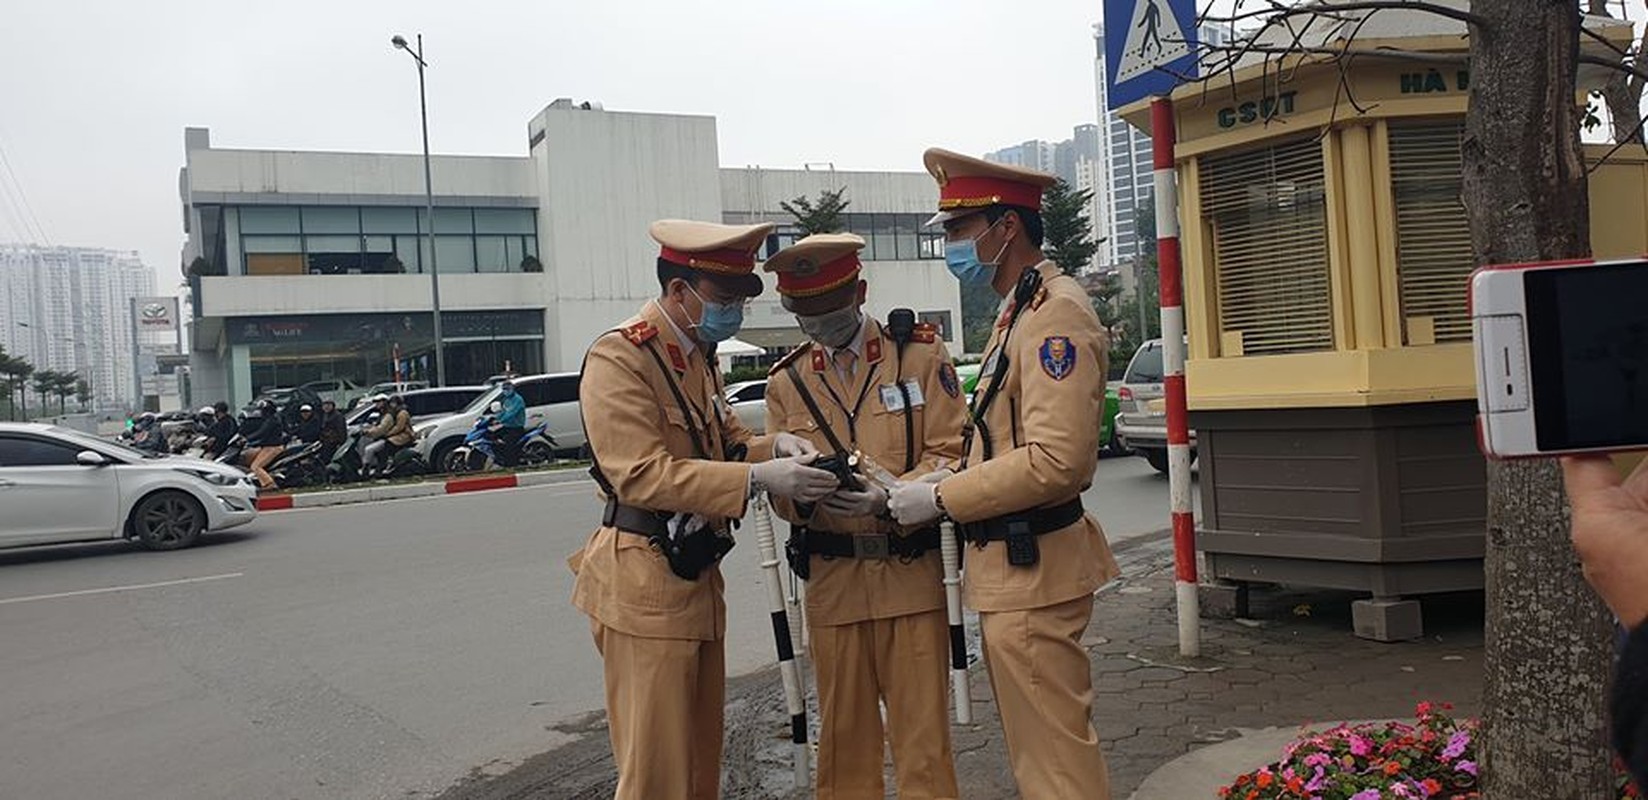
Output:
[0, 455, 1191, 800]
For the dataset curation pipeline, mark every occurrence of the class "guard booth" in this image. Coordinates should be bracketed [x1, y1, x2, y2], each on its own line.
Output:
[1117, 15, 1640, 640]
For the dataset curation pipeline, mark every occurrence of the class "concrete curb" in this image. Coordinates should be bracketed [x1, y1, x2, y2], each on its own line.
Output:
[254, 467, 590, 512]
[1127, 720, 1396, 800]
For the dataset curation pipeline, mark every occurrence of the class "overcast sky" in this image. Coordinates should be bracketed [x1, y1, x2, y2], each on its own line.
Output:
[0, 0, 1148, 285]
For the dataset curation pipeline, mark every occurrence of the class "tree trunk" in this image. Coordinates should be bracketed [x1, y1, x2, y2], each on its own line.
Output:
[1464, 2, 1615, 796]
[1601, 73, 1645, 144]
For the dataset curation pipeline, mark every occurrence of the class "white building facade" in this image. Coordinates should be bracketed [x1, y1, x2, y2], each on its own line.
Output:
[1092, 23, 1231, 267]
[0, 244, 155, 410]
[180, 102, 960, 408]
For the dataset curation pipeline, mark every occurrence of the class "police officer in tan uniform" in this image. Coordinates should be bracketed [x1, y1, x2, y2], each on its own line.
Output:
[889, 150, 1122, 799]
[569, 219, 840, 800]
[762, 233, 968, 800]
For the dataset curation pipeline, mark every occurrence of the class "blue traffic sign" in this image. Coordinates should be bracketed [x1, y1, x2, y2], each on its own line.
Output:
[1104, 0, 1200, 110]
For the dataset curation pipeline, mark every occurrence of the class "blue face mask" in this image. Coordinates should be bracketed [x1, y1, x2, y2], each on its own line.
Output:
[944, 218, 1008, 287]
[685, 285, 745, 344]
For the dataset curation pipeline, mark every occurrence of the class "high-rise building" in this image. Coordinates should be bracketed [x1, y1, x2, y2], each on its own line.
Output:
[0, 244, 156, 410]
[1093, 22, 1231, 266]
[984, 140, 1058, 175]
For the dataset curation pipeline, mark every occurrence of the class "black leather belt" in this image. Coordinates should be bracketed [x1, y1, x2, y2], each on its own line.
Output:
[795, 526, 941, 560]
[603, 498, 670, 538]
[960, 499, 1085, 543]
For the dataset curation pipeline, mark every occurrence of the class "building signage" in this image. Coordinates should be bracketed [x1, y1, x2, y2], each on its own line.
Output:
[228, 310, 544, 345]
[135, 297, 179, 332]
[1216, 92, 1300, 129]
[1399, 70, 1470, 95]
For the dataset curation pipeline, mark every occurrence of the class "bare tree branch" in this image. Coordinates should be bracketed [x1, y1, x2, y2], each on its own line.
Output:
[1579, 53, 1648, 86]
[1198, 0, 1488, 30]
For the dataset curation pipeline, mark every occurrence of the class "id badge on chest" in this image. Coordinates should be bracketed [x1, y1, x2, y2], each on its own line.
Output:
[880, 380, 926, 412]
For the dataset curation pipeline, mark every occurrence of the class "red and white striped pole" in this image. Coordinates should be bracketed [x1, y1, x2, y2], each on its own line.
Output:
[1151, 97, 1200, 658]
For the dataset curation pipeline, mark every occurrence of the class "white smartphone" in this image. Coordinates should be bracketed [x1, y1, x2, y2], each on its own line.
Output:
[1471, 257, 1648, 458]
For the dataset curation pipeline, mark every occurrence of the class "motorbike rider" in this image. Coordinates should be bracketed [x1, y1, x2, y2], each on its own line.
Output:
[318, 399, 347, 451]
[493, 380, 527, 467]
[130, 412, 163, 452]
[243, 399, 288, 490]
[361, 394, 413, 476]
[203, 401, 236, 460]
[292, 404, 323, 444]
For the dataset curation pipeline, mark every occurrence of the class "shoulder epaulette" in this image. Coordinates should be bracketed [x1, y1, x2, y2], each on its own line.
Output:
[619, 320, 659, 346]
[768, 342, 813, 376]
[910, 322, 938, 344]
[1028, 286, 1051, 311]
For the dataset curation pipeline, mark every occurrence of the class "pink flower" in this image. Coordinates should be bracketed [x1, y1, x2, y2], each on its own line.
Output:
[1455, 760, 1478, 776]
[1392, 784, 1413, 798]
[1350, 735, 1373, 756]
[1441, 730, 1471, 761]
[1350, 791, 1382, 800]
[1416, 701, 1434, 717]
[1304, 752, 1331, 768]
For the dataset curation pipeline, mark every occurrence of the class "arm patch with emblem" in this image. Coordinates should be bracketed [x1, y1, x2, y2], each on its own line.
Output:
[1039, 336, 1077, 381]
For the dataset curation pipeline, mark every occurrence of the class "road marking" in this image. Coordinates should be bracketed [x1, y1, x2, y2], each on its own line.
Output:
[0, 572, 245, 606]
[276, 481, 596, 514]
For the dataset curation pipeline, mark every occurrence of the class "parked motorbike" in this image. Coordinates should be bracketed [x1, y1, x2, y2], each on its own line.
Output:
[445, 415, 557, 473]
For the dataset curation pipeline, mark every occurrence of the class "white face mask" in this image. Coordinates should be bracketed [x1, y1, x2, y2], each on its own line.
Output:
[796, 307, 862, 349]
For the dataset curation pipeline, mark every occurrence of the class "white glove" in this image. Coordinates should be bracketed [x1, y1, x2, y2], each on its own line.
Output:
[752, 454, 838, 503]
[888, 481, 942, 526]
[913, 468, 955, 485]
[819, 483, 889, 518]
[771, 432, 819, 459]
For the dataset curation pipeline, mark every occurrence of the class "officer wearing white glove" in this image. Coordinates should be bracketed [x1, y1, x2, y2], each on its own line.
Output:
[888, 480, 942, 526]
[819, 483, 890, 517]
[771, 431, 820, 459]
[752, 454, 838, 503]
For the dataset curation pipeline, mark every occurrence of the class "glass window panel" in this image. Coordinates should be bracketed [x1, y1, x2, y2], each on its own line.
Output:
[242, 235, 302, 253]
[301, 207, 360, 234]
[239, 206, 300, 234]
[476, 235, 510, 272]
[394, 235, 423, 273]
[505, 236, 525, 267]
[306, 235, 362, 275]
[871, 214, 896, 262]
[433, 208, 473, 234]
[434, 235, 476, 272]
[362, 236, 396, 274]
[844, 213, 874, 258]
[473, 208, 535, 234]
[525, 235, 537, 257]
[894, 214, 918, 260]
[361, 207, 419, 233]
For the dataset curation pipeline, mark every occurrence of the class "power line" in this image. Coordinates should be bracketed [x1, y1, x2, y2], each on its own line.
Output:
[0, 132, 52, 245]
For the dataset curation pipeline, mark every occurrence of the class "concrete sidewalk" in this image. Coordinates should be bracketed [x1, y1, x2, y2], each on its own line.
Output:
[438, 530, 1485, 800]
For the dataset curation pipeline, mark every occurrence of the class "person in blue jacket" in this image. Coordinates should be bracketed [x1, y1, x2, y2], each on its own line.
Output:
[494, 380, 528, 466]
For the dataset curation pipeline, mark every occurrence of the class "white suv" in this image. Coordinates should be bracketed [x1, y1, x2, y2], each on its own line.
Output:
[413, 373, 585, 471]
[1113, 338, 1197, 474]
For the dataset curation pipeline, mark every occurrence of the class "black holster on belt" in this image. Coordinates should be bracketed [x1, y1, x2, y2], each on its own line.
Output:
[960, 499, 1085, 568]
[604, 498, 731, 581]
[785, 528, 811, 580]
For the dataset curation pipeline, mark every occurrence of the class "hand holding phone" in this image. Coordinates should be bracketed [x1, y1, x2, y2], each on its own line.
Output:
[1472, 257, 1648, 458]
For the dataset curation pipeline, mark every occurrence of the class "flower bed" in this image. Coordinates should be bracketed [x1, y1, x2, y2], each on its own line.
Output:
[1218, 702, 1640, 800]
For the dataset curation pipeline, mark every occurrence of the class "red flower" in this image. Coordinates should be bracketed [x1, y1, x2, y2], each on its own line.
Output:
[1236, 774, 1250, 786]
[1256, 772, 1274, 789]
[1423, 778, 1442, 795]
[1286, 776, 1305, 794]
[1384, 761, 1403, 776]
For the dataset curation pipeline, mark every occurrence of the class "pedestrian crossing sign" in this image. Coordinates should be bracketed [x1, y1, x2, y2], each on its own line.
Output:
[1104, 0, 1200, 110]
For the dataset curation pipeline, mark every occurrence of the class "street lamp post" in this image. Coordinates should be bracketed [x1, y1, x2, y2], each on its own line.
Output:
[391, 33, 445, 387]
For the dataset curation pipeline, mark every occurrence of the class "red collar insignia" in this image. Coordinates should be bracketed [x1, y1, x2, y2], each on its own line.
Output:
[665, 342, 687, 373]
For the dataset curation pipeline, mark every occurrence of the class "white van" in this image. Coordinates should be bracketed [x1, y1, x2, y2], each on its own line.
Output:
[412, 373, 584, 471]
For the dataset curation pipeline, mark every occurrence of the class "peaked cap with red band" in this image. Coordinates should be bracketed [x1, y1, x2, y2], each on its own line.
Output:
[649, 218, 776, 298]
[923, 147, 1058, 226]
[763, 232, 865, 302]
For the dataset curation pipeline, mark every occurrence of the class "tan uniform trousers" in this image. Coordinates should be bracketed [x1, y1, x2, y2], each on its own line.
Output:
[979, 593, 1111, 800]
[811, 609, 959, 800]
[591, 621, 726, 800]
